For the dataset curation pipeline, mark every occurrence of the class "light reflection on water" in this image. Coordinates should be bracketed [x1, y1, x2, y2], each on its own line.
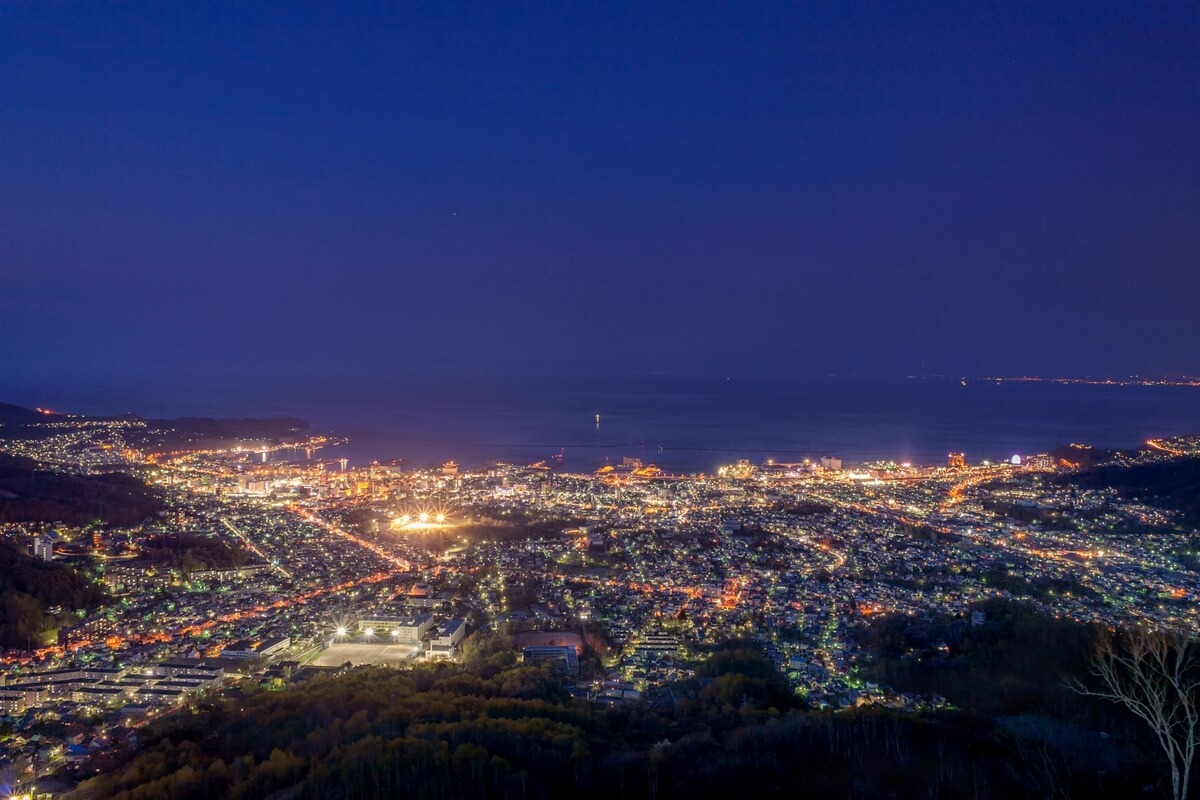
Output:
[7, 374, 1200, 472]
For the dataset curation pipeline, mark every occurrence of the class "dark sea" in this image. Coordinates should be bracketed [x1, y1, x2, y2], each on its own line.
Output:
[6, 374, 1200, 473]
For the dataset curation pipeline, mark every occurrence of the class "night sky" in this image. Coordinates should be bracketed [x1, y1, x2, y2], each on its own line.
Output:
[2, 2, 1198, 385]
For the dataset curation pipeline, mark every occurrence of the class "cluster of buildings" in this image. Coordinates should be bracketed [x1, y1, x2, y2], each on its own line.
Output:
[0, 661, 223, 715]
[3, 415, 1199, 790]
[323, 605, 467, 661]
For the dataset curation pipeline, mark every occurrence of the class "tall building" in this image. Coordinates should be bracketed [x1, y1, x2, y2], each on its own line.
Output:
[429, 619, 466, 656]
[58, 616, 117, 646]
[33, 535, 54, 561]
[356, 612, 434, 643]
[947, 452, 966, 469]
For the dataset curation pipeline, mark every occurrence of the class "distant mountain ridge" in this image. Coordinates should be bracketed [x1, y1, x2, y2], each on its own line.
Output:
[0, 401, 69, 427]
[0, 401, 309, 445]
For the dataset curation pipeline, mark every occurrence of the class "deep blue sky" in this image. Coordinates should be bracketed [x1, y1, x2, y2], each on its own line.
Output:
[2, 1, 1198, 385]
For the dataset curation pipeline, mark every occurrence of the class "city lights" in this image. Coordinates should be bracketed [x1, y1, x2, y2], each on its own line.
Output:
[3, 396, 1198, 792]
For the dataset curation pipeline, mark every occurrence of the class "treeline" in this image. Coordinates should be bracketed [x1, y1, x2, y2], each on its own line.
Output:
[458, 511, 586, 544]
[76, 653, 1027, 800]
[858, 598, 1157, 797]
[1065, 455, 1200, 525]
[75, 626, 1164, 800]
[0, 454, 163, 526]
[690, 643, 801, 715]
[0, 540, 106, 649]
[140, 532, 249, 577]
[772, 499, 833, 516]
[980, 497, 1064, 525]
[981, 565, 1098, 600]
[861, 599, 1103, 716]
[859, 599, 1147, 738]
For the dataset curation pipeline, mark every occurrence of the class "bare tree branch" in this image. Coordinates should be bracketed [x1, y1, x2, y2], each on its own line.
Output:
[1069, 627, 1200, 800]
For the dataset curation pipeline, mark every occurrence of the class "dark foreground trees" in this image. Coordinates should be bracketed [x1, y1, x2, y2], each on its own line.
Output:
[1072, 628, 1200, 800]
[72, 627, 1172, 800]
[0, 540, 107, 648]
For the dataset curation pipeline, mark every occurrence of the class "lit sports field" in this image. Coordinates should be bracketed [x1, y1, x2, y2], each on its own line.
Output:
[311, 642, 421, 667]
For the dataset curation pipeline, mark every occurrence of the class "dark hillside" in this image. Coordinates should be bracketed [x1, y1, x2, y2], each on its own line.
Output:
[1066, 456, 1200, 525]
[0, 454, 163, 526]
[0, 540, 107, 649]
